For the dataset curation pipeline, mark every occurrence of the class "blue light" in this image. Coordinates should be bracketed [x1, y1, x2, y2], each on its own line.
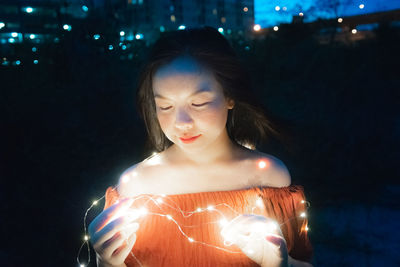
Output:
[15, 60, 21, 65]
[120, 31, 125, 36]
[63, 24, 72, 31]
[32, 47, 37, 52]
[121, 45, 127, 50]
[218, 27, 224, 33]
[135, 33, 143, 40]
[0, 22, 5, 29]
[11, 32, 18, 38]
[25, 7, 33, 13]
[33, 59, 39, 64]
[82, 5, 89, 12]
[108, 45, 114, 50]
[178, 25, 186, 30]
[160, 26, 165, 32]
[93, 34, 100, 40]
[8, 38, 15, 43]
[29, 34, 36, 39]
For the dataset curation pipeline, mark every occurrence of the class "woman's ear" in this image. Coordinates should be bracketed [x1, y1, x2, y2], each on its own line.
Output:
[226, 98, 235, 109]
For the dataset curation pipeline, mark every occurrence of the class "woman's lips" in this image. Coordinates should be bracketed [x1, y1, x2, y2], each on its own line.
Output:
[179, 134, 201, 144]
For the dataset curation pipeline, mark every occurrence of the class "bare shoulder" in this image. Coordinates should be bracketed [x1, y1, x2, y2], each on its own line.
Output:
[245, 149, 291, 188]
[117, 153, 166, 197]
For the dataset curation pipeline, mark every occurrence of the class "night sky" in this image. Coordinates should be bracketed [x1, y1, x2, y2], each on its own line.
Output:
[255, 0, 400, 27]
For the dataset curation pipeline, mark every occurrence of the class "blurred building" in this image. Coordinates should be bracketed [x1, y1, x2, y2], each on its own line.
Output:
[105, 0, 255, 42]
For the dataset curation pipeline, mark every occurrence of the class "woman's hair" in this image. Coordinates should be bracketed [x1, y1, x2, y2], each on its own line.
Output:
[136, 26, 290, 152]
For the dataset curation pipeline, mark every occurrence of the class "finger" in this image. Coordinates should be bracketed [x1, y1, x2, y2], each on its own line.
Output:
[112, 233, 137, 263]
[92, 216, 126, 248]
[265, 234, 288, 255]
[89, 198, 134, 234]
[103, 232, 127, 259]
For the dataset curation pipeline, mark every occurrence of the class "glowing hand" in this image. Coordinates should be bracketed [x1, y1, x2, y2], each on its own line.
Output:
[221, 214, 289, 267]
[88, 198, 140, 267]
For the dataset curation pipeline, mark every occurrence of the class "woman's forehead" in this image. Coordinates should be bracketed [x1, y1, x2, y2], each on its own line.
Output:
[153, 57, 222, 96]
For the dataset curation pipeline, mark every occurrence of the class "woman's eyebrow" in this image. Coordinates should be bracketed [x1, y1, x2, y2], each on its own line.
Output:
[154, 87, 213, 99]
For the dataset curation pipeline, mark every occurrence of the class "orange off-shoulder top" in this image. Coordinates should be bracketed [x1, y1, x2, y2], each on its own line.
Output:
[104, 185, 313, 267]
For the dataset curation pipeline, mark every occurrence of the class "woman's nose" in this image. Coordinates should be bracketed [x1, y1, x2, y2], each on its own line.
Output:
[174, 107, 193, 130]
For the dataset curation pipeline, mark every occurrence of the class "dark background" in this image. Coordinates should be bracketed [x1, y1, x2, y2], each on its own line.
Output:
[1, 23, 399, 266]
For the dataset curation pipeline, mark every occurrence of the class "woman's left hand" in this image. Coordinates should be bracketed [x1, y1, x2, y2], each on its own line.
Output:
[220, 214, 289, 267]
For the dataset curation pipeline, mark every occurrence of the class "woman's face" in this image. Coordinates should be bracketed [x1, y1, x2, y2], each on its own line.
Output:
[152, 56, 234, 153]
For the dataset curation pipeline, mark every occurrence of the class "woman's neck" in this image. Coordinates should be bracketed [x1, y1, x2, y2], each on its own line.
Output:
[167, 132, 242, 166]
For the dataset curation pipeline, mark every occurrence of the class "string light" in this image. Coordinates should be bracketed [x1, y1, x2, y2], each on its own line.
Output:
[77, 194, 310, 266]
[77, 167, 311, 267]
[352, 29, 357, 34]
[359, 4, 365, 9]
[273, 26, 279, 32]
[299, 12, 304, 17]
[253, 24, 261, 31]
[275, 6, 280, 11]
[243, 7, 248, 12]
[338, 18, 343, 23]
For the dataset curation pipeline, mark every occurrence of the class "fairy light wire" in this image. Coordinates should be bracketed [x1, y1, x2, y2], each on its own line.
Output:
[77, 156, 310, 266]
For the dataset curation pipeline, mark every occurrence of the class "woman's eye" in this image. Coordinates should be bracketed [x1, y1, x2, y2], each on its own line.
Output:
[159, 106, 172, 110]
[192, 102, 209, 107]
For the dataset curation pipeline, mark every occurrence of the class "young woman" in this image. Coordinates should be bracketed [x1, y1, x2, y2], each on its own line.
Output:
[88, 27, 313, 267]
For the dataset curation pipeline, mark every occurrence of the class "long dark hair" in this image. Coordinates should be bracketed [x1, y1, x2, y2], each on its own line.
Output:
[136, 26, 291, 152]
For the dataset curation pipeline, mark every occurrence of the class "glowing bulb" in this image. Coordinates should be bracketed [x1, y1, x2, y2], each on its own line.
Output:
[219, 219, 228, 227]
[253, 24, 261, 31]
[299, 12, 304, 17]
[11, 32, 18, 38]
[301, 200, 305, 204]
[300, 212, 307, 218]
[243, 7, 248, 12]
[84, 235, 89, 241]
[275, 6, 280, 11]
[265, 221, 278, 233]
[121, 175, 130, 183]
[282, 7, 287, 11]
[207, 205, 214, 211]
[120, 31, 125, 36]
[92, 200, 98, 205]
[258, 160, 269, 169]
[188, 237, 194, 242]
[166, 215, 172, 220]
[178, 25, 186, 30]
[338, 18, 343, 23]
[80, 264, 85, 267]
[25, 7, 33, 13]
[29, 34, 35, 39]
[156, 197, 163, 204]
[273, 26, 279, 31]
[305, 225, 309, 231]
[352, 29, 357, 34]
[359, 4, 364, 9]
[196, 208, 202, 212]
[0, 22, 5, 29]
[256, 198, 264, 208]
[218, 27, 224, 33]
[82, 5, 89, 12]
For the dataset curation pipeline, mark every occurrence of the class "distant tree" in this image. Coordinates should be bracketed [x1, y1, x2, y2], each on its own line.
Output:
[305, 0, 353, 43]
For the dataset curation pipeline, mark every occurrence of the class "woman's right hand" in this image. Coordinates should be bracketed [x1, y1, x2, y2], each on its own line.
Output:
[88, 198, 139, 267]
